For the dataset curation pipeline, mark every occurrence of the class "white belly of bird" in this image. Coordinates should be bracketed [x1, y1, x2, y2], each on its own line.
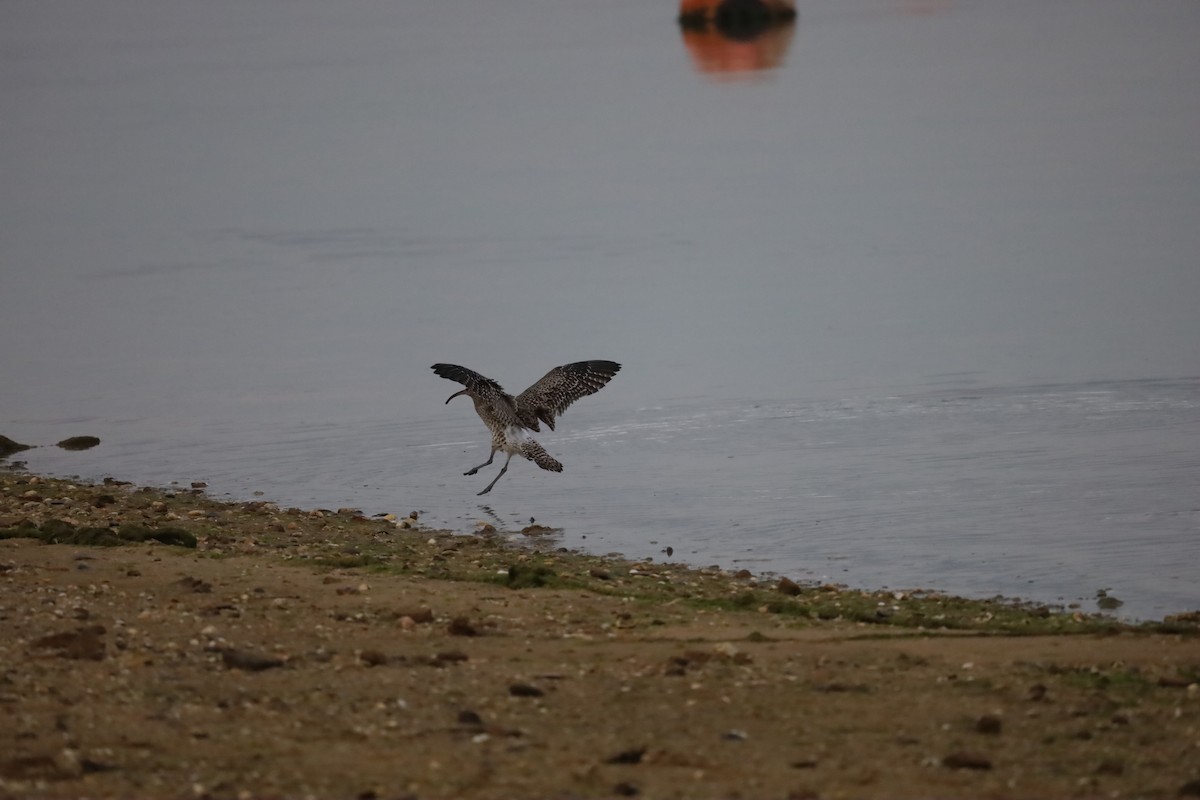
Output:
[500, 425, 531, 455]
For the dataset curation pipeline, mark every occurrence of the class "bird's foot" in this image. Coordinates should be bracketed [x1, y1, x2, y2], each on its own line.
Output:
[464, 468, 479, 476]
[476, 486, 492, 496]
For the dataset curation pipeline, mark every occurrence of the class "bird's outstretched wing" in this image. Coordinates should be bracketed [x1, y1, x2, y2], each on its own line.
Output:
[516, 360, 621, 431]
[431, 363, 508, 398]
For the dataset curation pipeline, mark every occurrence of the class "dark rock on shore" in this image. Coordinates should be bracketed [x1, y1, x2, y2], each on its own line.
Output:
[56, 436, 101, 451]
[0, 435, 33, 459]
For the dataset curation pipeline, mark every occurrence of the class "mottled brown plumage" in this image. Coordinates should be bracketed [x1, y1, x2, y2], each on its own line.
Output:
[432, 360, 621, 495]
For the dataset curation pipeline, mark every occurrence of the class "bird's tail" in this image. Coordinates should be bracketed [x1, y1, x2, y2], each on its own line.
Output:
[522, 439, 563, 473]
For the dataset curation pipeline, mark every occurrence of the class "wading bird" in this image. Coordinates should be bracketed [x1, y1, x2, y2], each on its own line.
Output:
[432, 360, 621, 495]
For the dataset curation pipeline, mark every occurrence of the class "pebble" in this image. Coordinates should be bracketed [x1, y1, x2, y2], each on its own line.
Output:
[220, 648, 285, 671]
[942, 751, 992, 770]
[359, 650, 389, 667]
[777, 577, 801, 596]
[604, 747, 646, 764]
[447, 616, 478, 636]
[457, 710, 484, 727]
[975, 714, 1003, 735]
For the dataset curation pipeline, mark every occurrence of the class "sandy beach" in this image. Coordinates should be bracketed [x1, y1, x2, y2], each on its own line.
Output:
[1, 469, 1198, 799]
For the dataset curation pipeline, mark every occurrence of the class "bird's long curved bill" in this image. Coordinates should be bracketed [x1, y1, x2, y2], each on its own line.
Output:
[446, 389, 467, 404]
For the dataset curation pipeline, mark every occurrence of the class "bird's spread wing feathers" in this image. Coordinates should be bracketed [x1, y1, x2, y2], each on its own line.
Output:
[431, 363, 522, 426]
[431, 363, 507, 397]
[516, 360, 621, 431]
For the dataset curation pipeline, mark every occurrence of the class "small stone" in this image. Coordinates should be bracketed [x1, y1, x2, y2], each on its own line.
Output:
[398, 608, 434, 624]
[777, 577, 802, 596]
[613, 783, 639, 797]
[943, 751, 992, 770]
[1158, 676, 1192, 688]
[359, 650, 389, 667]
[220, 648, 285, 671]
[0, 435, 34, 458]
[447, 617, 478, 636]
[1179, 778, 1200, 797]
[508, 682, 544, 698]
[1095, 758, 1124, 776]
[975, 714, 1002, 735]
[605, 748, 646, 765]
[457, 710, 484, 727]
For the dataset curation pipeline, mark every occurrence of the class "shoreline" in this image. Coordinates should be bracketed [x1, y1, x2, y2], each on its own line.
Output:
[1, 464, 1193, 627]
[2, 467, 1199, 798]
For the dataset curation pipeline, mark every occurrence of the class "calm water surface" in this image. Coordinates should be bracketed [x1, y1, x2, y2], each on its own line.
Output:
[3, 0, 1199, 619]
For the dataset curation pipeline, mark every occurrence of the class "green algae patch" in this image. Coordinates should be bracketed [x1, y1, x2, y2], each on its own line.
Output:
[0, 519, 196, 548]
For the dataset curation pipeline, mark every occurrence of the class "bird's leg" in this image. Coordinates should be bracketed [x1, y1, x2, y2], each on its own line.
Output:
[477, 453, 514, 496]
[464, 448, 496, 476]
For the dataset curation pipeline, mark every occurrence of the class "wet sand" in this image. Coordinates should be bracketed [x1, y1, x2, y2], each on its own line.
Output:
[1, 470, 1198, 799]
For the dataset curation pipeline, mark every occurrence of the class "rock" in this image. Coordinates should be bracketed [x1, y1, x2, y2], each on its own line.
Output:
[943, 751, 992, 770]
[509, 682, 544, 698]
[447, 616, 478, 636]
[359, 650, 389, 667]
[457, 710, 484, 727]
[1180, 778, 1200, 797]
[30, 625, 107, 661]
[613, 782, 639, 797]
[777, 577, 802, 596]
[975, 714, 1003, 735]
[220, 648, 285, 671]
[397, 608, 434, 624]
[605, 747, 646, 765]
[56, 436, 101, 451]
[0, 435, 33, 459]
